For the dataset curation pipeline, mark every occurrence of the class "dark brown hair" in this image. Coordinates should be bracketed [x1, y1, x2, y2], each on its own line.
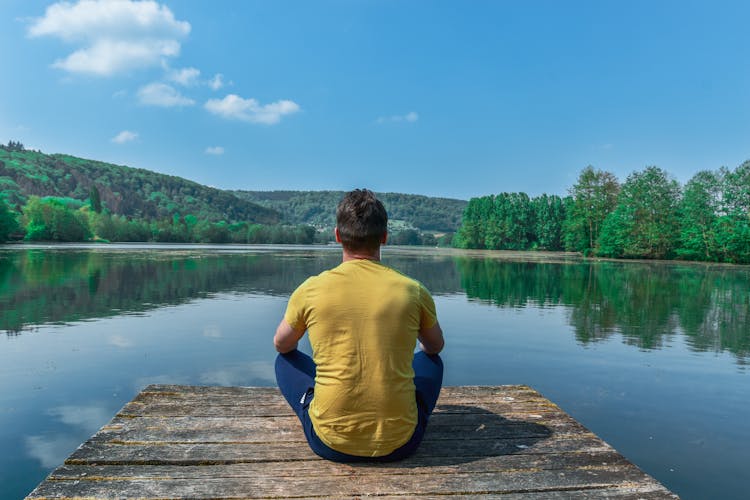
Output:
[336, 189, 388, 252]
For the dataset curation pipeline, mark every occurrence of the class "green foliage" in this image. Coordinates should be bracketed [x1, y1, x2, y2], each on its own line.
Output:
[596, 166, 681, 259]
[0, 148, 279, 224]
[453, 196, 490, 248]
[676, 170, 723, 261]
[239, 223, 319, 244]
[89, 185, 102, 213]
[234, 190, 467, 232]
[0, 199, 19, 241]
[0, 175, 25, 207]
[389, 229, 422, 246]
[453, 161, 747, 263]
[563, 166, 620, 253]
[454, 193, 566, 251]
[22, 196, 92, 242]
[437, 232, 454, 247]
[532, 195, 566, 250]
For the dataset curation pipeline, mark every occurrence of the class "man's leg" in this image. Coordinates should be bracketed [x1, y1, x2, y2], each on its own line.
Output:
[275, 349, 315, 420]
[413, 351, 443, 415]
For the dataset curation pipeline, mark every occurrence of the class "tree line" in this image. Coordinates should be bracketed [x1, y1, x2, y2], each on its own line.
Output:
[455, 162, 750, 264]
[0, 195, 324, 244]
[0, 193, 456, 245]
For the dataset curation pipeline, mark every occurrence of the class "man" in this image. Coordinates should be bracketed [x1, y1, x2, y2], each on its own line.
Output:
[274, 189, 444, 462]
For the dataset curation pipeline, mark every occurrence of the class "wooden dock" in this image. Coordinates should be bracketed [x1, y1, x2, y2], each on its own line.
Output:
[27, 385, 678, 499]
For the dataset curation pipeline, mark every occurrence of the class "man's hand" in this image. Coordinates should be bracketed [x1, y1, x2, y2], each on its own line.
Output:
[418, 321, 444, 355]
[274, 319, 306, 353]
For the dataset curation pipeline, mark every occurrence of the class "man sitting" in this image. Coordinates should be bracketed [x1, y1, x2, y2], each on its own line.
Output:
[274, 188, 445, 461]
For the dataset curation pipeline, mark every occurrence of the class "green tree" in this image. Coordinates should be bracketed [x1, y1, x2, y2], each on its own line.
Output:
[90, 211, 116, 241]
[454, 196, 492, 249]
[563, 166, 620, 253]
[0, 199, 19, 241]
[89, 185, 102, 213]
[390, 229, 421, 245]
[676, 170, 723, 261]
[484, 193, 534, 250]
[195, 221, 231, 243]
[597, 166, 681, 259]
[532, 194, 566, 250]
[715, 161, 750, 263]
[23, 196, 92, 242]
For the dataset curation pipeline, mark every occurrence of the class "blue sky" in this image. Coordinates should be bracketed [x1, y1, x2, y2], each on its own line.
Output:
[1, 0, 748, 200]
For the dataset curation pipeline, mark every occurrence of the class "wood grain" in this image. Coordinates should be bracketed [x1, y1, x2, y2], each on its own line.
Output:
[26, 385, 679, 499]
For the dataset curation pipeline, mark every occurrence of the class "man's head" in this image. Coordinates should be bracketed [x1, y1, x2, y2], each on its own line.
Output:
[336, 189, 388, 253]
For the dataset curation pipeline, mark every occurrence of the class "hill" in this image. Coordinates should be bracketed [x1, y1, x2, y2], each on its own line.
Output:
[234, 190, 467, 232]
[0, 146, 279, 224]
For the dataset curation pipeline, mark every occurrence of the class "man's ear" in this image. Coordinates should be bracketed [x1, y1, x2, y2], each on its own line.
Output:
[334, 227, 342, 243]
[381, 230, 388, 244]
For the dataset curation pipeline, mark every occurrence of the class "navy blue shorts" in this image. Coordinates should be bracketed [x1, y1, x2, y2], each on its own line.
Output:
[275, 349, 443, 462]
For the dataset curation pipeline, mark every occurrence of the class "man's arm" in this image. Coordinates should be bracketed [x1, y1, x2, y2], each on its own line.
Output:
[274, 319, 306, 353]
[418, 321, 444, 355]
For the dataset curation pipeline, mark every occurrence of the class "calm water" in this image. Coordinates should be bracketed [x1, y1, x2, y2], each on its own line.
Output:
[1, 245, 748, 499]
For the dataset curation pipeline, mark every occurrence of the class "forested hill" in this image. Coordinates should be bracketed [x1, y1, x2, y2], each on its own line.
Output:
[233, 190, 467, 232]
[0, 147, 279, 224]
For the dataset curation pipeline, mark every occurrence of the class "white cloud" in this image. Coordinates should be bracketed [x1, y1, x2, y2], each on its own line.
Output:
[25, 435, 80, 469]
[200, 361, 275, 386]
[53, 38, 180, 76]
[203, 325, 222, 336]
[111, 130, 138, 143]
[168, 66, 200, 86]
[404, 111, 419, 122]
[376, 111, 419, 124]
[208, 73, 224, 90]
[137, 82, 194, 107]
[48, 405, 112, 432]
[26, 403, 113, 468]
[205, 94, 300, 124]
[204, 146, 224, 156]
[28, 0, 190, 76]
[109, 334, 133, 347]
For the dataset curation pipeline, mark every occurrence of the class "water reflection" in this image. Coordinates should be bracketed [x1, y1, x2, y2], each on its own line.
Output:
[1, 247, 748, 365]
[0, 249, 339, 333]
[455, 257, 750, 364]
[25, 402, 113, 469]
[199, 361, 276, 386]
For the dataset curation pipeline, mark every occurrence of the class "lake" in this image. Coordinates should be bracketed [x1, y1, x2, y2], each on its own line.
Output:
[1, 244, 748, 499]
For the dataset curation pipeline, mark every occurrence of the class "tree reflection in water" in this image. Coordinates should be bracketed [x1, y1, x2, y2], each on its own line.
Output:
[1, 248, 747, 365]
[454, 257, 749, 364]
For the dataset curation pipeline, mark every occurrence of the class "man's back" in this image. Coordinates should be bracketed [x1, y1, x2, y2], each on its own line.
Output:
[284, 258, 437, 456]
[274, 188, 443, 462]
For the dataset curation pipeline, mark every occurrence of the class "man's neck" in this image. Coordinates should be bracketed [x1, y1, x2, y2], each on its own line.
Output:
[342, 247, 381, 262]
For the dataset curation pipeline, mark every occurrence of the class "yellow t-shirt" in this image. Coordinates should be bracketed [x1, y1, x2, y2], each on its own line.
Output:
[284, 258, 438, 456]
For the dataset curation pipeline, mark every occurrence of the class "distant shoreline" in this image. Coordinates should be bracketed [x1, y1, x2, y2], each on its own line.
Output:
[2, 242, 748, 268]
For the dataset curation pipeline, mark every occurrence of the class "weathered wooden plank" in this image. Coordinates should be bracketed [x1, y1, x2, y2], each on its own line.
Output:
[118, 400, 561, 418]
[65, 435, 614, 465]
[89, 415, 584, 444]
[28, 467, 668, 499]
[140, 384, 538, 398]
[132, 384, 546, 406]
[49, 451, 634, 479]
[307, 487, 679, 500]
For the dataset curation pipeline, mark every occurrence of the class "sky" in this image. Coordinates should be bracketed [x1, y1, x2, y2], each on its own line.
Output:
[1, 0, 748, 200]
